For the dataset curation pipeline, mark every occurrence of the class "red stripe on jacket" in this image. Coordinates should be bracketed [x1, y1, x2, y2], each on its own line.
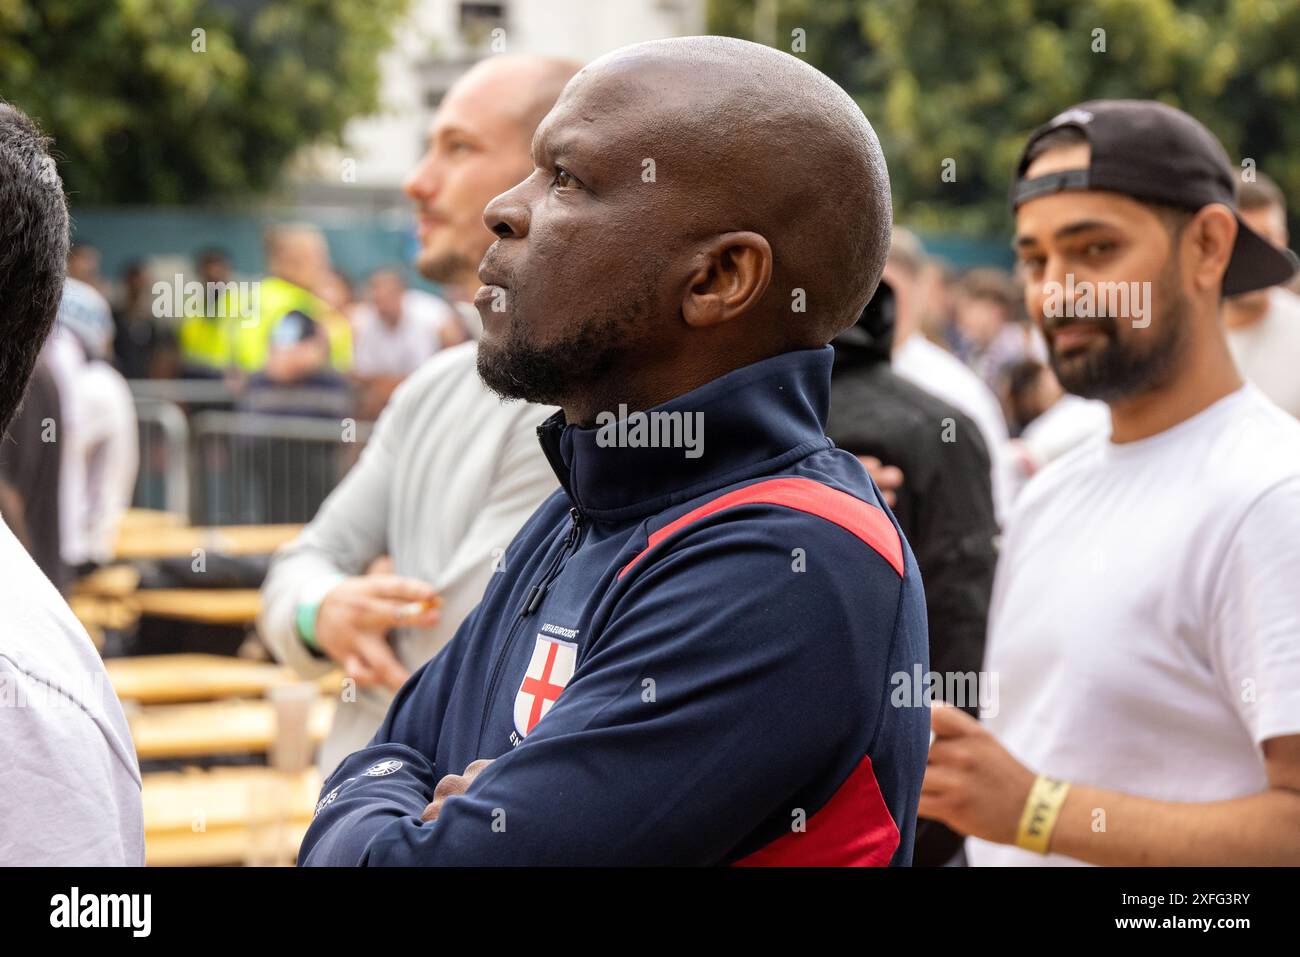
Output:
[732, 754, 900, 866]
[617, 476, 904, 580]
[614, 476, 904, 866]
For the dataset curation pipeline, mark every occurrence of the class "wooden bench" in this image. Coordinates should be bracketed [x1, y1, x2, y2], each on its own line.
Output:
[119, 508, 189, 530]
[128, 697, 336, 759]
[72, 588, 261, 634]
[114, 523, 304, 561]
[131, 588, 263, 626]
[108, 653, 341, 705]
[142, 766, 321, 866]
[69, 560, 263, 631]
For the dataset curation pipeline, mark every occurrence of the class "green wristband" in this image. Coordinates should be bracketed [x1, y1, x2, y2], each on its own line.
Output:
[295, 598, 324, 651]
[295, 574, 345, 654]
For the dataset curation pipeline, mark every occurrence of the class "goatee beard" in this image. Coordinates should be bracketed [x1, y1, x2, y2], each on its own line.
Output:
[475, 272, 659, 408]
[1047, 274, 1189, 403]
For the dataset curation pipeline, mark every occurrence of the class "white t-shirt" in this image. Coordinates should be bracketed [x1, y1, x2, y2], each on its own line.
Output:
[893, 333, 1015, 521]
[0, 515, 144, 865]
[351, 290, 452, 379]
[969, 384, 1300, 866]
[1227, 287, 1300, 419]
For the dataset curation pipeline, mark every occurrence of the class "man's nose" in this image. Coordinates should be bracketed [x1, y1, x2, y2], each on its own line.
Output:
[483, 183, 530, 239]
[403, 149, 440, 201]
[1041, 253, 1074, 294]
[1027, 255, 1072, 324]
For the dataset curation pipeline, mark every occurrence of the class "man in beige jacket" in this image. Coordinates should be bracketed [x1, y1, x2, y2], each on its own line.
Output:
[259, 56, 577, 773]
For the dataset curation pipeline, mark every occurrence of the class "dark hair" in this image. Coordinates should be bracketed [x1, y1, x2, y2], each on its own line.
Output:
[197, 247, 231, 268]
[1006, 358, 1049, 433]
[1238, 172, 1285, 214]
[0, 102, 69, 434]
[1007, 358, 1047, 401]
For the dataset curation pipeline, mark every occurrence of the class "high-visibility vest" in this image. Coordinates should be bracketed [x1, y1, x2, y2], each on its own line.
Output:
[234, 276, 352, 373]
[178, 285, 242, 370]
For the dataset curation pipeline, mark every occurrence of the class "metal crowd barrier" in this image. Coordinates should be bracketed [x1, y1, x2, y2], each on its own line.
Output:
[190, 411, 374, 526]
[131, 381, 374, 526]
[133, 397, 191, 517]
[129, 379, 239, 407]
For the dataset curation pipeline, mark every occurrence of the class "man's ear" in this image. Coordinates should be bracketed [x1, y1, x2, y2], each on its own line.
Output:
[681, 231, 773, 328]
[1186, 203, 1237, 295]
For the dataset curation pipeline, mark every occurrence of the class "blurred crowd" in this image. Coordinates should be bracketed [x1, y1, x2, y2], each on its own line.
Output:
[0, 227, 479, 592]
[71, 230, 473, 412]
[6, 168, 1296, 610]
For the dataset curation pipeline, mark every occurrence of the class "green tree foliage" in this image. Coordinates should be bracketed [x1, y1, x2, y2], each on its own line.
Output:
[0, 0, 408, 203]
[709, 0, 1300, 237]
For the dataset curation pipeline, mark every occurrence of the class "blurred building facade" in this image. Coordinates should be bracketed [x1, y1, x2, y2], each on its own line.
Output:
[293, 0, 709, 207]
[74, 0, 707, 286]
[72, 1, 1012, 290]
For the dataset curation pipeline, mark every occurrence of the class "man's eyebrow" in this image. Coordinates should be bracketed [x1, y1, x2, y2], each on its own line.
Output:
[1013, 219, 1118, 250]
[531, 135, 596, 183]
[537, 135, 586, 163]
[431, 121, 479, 145]
[1052, 219, 1117, 240]
[529, 126, 551, 164]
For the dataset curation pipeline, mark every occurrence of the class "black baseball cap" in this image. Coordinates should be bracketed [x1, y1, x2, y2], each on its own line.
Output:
[1010, 99, 1298, 297]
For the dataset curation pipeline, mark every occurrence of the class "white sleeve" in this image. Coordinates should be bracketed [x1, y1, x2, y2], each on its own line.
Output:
[257, 367, 409, 678]
[1209, 476, 1300, 747]
[0, 658, 145, 865]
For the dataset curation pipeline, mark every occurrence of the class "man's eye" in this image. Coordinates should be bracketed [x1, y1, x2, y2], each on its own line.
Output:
[1083, 241, 1115, 256]
[553, 166, 579, 189]
[1019, 256, 1046, 276]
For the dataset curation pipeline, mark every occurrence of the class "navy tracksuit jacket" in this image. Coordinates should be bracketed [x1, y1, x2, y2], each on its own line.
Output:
[298, 346, 930, 866]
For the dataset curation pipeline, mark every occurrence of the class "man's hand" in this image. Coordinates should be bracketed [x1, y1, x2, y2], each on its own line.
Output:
[315, 575, 441, 691]
[919, 702, 1036, 846]
[265, 330, 330, 383]
[421, 759, 494, 822]
[858, 455, 903, 508]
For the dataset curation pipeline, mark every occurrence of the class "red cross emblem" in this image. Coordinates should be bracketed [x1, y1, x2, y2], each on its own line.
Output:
[513, 634, 578, 737]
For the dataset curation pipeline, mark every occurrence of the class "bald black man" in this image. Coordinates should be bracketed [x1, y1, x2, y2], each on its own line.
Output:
[299, 36, 929, 866]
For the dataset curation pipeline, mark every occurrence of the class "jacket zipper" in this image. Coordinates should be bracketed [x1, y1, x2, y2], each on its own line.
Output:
[477, 506, 584, 747]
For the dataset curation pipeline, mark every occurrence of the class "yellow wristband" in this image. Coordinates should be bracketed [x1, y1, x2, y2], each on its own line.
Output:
[1015, 775, 1071, 854]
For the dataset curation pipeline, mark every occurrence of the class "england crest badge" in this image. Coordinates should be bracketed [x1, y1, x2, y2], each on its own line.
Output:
[514, 634, 578, 737]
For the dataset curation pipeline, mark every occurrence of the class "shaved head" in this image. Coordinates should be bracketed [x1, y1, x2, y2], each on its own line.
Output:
[477, 56, 584, 145]
[575, 37, 892, 342]
[475, 36, 891, 422]
[404, 55, 581, 294]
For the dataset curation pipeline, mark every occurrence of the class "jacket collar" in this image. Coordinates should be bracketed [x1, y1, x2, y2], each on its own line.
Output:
[537, 346, 835, 523]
